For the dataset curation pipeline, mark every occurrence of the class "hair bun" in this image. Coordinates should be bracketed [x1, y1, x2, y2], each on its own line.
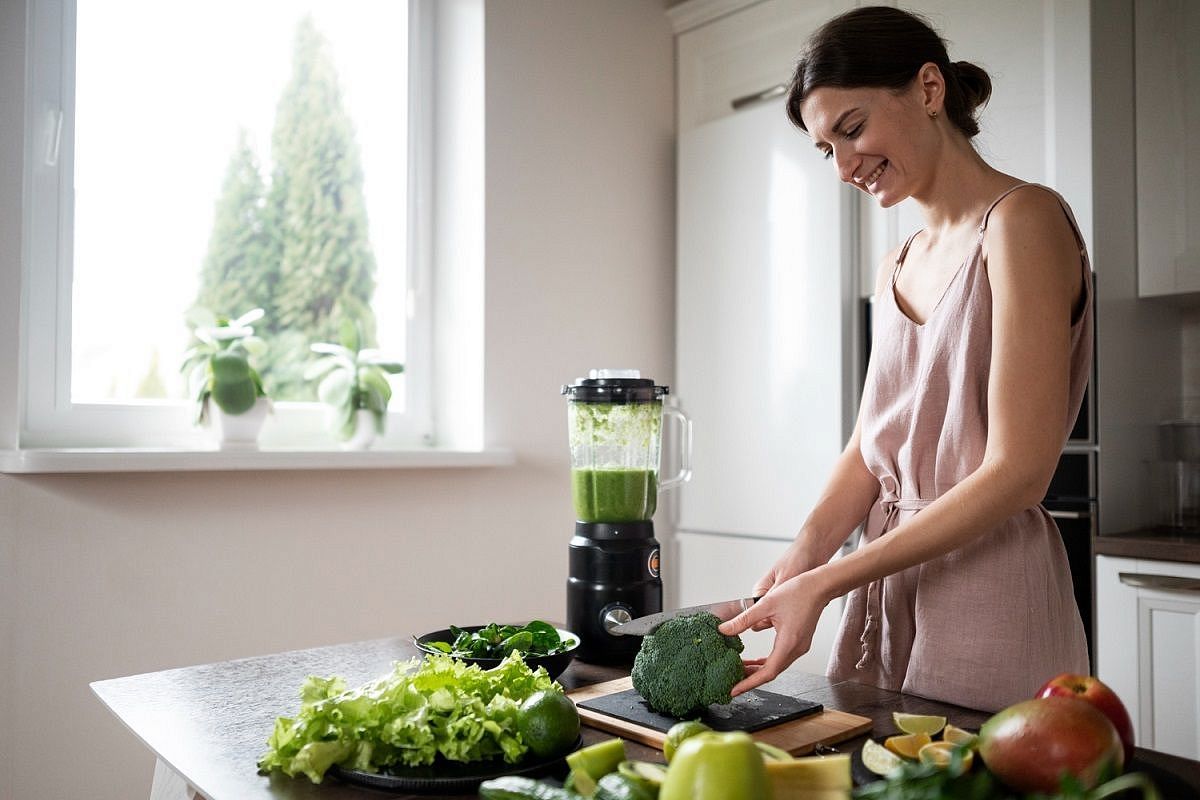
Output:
[949, 60, 992, 113]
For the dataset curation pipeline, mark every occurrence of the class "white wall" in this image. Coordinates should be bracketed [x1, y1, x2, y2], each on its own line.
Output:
[0, 2, 675, 799]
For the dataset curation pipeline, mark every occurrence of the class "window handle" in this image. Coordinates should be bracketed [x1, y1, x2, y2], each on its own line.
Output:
[44, 108, 63, 167]
[1118, 572, 1200, 593]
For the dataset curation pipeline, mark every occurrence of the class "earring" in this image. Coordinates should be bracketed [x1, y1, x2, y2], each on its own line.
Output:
[928, 109, 939, 119]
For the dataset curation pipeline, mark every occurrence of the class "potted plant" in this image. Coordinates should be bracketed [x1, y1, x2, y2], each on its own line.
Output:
[306, 319, 404, 449]
[182, 307, 272, 447]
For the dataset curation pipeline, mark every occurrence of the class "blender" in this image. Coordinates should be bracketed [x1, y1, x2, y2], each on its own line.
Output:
[561, 369, 692, 664]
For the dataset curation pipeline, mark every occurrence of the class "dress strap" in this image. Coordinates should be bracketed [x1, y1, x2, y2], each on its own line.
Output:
[979, 182, 1036, 232]
[892, 229, 923, 284]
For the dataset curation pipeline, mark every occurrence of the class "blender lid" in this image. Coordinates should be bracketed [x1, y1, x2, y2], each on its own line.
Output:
[562, 369, 669, 403]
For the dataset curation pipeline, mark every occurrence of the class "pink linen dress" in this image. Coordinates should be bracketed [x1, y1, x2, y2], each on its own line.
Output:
[827, 183, 1092, 712]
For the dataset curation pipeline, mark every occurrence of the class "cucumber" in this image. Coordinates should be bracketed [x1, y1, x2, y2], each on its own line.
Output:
[478, 776, 583, 800]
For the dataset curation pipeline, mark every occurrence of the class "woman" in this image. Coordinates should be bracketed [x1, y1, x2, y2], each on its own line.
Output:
[717, 6, 1091, 712]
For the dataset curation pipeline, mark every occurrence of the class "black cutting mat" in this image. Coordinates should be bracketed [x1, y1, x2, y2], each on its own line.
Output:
[578, 687, 822, 733]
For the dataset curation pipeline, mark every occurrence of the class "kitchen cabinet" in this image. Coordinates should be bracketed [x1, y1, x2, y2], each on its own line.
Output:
[1096, 554, 1200, 759]
[1134, 0, 1200, 299]
[674, 0, 850, 136]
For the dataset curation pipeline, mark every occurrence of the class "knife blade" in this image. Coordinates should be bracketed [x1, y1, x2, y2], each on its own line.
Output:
[610, 596, 759, 636]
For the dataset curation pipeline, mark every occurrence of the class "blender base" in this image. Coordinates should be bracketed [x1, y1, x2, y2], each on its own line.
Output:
[567, 521, 662, 665]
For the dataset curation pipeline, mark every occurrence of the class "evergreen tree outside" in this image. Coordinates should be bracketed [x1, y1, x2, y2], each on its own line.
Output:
[262, 15, 378, 400]
[194, 15, 379, 402]
[196, 129, 270, 320]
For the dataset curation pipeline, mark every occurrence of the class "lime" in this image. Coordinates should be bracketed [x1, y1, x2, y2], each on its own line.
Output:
[516, 690, 580, 758]
[663, 720, 710, 763]
[892, 712, 947, 736]
[942, 724, 978, 748]
[565, 737, 627, 781]
[861, 738, 904, 777]
[884, 732, 932, 760]
[918, 740, 975, 771]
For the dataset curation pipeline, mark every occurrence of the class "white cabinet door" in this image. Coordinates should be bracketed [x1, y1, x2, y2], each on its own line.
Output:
[1096, 555, 1200, 759]
[675, 0, 851, 136]
[673, 530, 843, 673]
[1135, 0, 1200, 297]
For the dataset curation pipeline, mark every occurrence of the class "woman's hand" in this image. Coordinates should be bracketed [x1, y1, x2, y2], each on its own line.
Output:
[746, 538, 820, 630]
[717, 570, 833, 696]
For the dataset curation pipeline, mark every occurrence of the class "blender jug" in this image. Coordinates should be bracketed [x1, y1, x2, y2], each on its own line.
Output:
[566, 370, 691, 522]
[562, 369, 692, 664]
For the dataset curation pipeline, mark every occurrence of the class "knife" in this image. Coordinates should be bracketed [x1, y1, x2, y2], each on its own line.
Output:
[610, 596, 759, 636]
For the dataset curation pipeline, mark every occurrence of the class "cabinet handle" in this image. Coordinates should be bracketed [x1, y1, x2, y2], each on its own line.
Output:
[731, 84, 787, 111]
[1118, 572, 1200, 592]
[1046, 509, 1091, 520]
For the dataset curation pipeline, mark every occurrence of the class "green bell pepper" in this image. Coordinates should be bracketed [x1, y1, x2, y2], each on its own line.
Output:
[660, 731, 771, 800]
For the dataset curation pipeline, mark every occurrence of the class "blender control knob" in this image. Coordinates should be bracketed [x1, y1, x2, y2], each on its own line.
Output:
[601, 606, 633, 634]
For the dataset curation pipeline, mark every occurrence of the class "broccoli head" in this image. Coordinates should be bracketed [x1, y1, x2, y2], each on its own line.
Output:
[630, 612, 746, 718]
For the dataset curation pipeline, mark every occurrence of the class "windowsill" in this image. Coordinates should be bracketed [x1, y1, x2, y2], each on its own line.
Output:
[0, 446, 516, 474]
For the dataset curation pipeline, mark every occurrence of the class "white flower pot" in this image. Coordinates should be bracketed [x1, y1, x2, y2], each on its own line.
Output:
[211, 397, 271, 449]
[342, 409, 378, 451]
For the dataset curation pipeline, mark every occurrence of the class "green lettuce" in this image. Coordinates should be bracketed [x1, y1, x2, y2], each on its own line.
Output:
[257, 651, 558, 783]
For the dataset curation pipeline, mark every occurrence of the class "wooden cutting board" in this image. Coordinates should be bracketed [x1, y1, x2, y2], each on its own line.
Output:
[568, 677, 873, 755]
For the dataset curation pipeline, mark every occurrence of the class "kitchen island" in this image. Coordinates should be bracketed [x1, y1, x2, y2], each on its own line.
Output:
[91, 635, 1200, 800]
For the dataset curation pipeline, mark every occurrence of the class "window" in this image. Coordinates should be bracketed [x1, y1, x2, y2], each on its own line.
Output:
[22, 0, 438, 450]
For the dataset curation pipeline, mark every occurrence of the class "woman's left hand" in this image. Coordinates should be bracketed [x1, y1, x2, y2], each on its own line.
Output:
[717, 570, 831, 696]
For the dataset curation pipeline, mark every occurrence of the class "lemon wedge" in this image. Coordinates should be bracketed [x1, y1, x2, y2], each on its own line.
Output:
[918, 740, 975, 771]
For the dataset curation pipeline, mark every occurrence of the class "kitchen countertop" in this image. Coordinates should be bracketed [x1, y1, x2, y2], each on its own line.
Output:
[91, 635, 1200, 800]
[1095, 528, 1200, 564]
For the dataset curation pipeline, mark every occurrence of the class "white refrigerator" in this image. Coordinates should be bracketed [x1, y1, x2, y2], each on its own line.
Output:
[671, 97, 861, 674]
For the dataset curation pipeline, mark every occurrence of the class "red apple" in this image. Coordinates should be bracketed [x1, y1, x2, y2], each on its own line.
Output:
[979, 696, 1124, 793]
[1037, 673, 1135, 764]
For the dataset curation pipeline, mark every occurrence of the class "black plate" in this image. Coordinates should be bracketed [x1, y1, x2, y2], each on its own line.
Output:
[412, 626, 579, 682]
[329, 735, 582, 794]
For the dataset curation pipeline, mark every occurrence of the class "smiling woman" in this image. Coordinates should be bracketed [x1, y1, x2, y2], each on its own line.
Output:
[716, 5, 1094, 714]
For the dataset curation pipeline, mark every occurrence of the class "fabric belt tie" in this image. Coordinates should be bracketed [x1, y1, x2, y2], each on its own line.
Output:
[856, 492, 933, 671]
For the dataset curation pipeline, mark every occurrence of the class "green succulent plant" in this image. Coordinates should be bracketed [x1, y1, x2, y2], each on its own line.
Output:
[305, 319, 404, 441]
[181, 308, 269, 425]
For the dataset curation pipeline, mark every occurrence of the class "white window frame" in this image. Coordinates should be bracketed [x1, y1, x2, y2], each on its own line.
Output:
[19, 0, 437, 451]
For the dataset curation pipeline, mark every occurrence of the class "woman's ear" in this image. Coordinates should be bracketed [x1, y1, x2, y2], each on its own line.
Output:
[916, 62, 945, 116]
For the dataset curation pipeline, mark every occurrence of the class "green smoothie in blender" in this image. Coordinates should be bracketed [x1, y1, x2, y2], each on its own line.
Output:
[571, 468, 658, 522]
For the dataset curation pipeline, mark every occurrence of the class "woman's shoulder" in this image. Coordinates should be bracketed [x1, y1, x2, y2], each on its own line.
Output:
[982, 182, 1075, 234]
[980, 182, 1084, 295]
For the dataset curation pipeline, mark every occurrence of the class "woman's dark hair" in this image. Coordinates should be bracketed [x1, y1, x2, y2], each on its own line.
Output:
[785, 6, 992, 139]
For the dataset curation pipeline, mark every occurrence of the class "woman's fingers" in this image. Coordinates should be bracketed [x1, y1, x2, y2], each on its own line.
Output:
[730, 657, 784, 696]
[718, 601, 766, 637]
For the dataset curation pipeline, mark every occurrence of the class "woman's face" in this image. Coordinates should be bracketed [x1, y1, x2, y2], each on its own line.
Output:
[799, 81, 933, 208]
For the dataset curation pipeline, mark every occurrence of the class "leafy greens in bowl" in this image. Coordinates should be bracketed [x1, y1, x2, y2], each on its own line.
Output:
[414, 621, 579, 680]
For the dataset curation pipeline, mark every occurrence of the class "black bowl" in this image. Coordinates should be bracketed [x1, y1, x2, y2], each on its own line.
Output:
[412, 625, 580, 681]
